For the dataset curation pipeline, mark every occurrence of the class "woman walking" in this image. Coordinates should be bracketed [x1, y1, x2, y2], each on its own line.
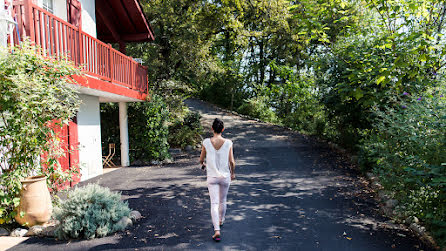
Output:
[199, 118, 236, 242]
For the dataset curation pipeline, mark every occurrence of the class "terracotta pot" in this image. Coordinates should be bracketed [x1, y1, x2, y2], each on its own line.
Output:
[15, 175, 52, 226]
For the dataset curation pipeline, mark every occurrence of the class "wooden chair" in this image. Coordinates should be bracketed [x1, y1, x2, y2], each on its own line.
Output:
[102, 143, 117, 168]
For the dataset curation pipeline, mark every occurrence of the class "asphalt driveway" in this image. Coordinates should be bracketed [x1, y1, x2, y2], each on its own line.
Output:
[9, 99, 432, 251]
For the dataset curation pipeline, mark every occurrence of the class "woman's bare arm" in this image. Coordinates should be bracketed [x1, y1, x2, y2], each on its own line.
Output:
[199, 144, 206, 166]
[229, 146, 236, 180]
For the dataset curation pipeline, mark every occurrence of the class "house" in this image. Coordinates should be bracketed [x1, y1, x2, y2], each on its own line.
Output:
[3, 0, 154, 185]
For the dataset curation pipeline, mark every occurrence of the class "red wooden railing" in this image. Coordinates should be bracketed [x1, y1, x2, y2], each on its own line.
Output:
[11, 0, 148, 95]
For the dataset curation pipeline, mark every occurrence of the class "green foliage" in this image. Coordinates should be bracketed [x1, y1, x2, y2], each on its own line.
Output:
[315, 33, 398, 147]
[54, 184, 130, 240]
[360, 92, 445, 245]
[288, 0, 361, 45]
[129, 95, 170, 161]
[237, 96, 278, 123]
[129, 0, 219, 86]
[313, 0, 444, 148]
[0, 43, 81, 224]
[101, 81, 204, 161]
[153, 80, 204, 150]
[365, 0, 446, 75]
[168, 111, 203, 149]
[267, 63, 326, 135]
[150, 80, 192, 121]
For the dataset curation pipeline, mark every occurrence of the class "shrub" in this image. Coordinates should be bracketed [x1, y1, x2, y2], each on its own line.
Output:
[54, 184, 130, 240]
[151, 79, 191, 121]
[168, 111, 203, 149]
[315, 29, 436, 148]
[359, 91, 445, 245]
[237, 96, 277, 123]
[128, 95, 170, 161]
[0, 43, 80, 224]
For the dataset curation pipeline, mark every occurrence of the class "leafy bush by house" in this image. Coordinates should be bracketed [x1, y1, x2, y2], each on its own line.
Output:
[168, 111, 203, 149]
[101, 80, 203, 161]
[128, 95, 170, 161]
[151, 80, 204, 150]
[0, 43, 80, 224]
[54, 184, 130, 240]
[360, 92, 445, 245]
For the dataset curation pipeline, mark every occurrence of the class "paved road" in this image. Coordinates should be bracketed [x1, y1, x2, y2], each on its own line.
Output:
[10, 99, 432, 251]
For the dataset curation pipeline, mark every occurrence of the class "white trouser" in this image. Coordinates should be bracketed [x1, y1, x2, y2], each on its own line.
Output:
[207, 176, 231, 231]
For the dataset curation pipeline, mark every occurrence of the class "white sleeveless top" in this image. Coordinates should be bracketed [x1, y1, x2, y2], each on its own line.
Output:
[203, 138, 233, 178]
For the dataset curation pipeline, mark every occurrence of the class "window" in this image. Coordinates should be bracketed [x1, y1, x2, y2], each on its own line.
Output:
[42, 0, 54, 13]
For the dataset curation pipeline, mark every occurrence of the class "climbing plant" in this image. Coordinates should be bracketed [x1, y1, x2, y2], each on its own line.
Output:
[0, 43, 81, 224]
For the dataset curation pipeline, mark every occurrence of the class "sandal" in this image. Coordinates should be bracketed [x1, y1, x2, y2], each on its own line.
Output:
[212, 235, 221, 242]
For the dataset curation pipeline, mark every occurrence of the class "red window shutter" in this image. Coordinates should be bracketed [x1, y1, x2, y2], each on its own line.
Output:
[68, 117, 81, 186]
[67, 0, 82, 28]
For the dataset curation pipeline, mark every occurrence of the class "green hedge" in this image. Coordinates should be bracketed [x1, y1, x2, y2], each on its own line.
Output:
[360, 92, 446, 245]
[129, 95, 171, 161]
[168, 111, 203, 149]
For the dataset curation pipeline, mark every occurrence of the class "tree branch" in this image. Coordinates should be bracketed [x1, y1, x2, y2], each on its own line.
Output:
[436, 2, 446, 33]
[369, 0, 393, 34]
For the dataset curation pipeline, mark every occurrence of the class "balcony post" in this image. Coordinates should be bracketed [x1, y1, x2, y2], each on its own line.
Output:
[78, 27, 83, 66]
[23, 0, 34, 41]
[119, 102, 130, 167]
[108, 44, 114, 82]
[132, 62, 136, 90]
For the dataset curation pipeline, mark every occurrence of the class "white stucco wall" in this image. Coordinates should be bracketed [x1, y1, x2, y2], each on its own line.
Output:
[34, 0, 67, 21]
[35, 0, 96, 38]
[34, 0, 44, 10]
[79, 0, 96, 38]
[53, 0, 67, 22]
[77, 94, 102, 181]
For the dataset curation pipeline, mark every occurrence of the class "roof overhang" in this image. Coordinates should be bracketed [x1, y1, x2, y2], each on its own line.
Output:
[95, 0, 154, 43]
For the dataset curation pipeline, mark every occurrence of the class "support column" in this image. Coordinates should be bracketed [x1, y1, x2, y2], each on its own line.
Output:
[0, 0, 7, 48]
[119, 102, 130, 167]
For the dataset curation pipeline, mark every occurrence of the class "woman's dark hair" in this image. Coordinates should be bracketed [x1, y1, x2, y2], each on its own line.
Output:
[212, 118, 224, 133]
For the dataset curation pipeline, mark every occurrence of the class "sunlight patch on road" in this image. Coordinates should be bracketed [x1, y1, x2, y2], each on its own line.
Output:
[340, 216, 403, 232]
[229, 215, 245, 221]
[155, 232, 179, 239]
[239, 203, 292, 212]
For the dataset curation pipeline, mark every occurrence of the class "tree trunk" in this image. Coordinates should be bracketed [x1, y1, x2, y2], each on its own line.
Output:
[259, 39, 265, 85]
[230, 87, 234, 111]
[159, 25, 171, 80]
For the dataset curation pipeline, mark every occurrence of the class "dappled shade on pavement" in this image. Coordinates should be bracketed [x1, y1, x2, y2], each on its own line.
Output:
[9, 99, 432, 251]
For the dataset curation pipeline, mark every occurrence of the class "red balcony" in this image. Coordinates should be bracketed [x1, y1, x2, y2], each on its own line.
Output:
[11, 0, 149, 100]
